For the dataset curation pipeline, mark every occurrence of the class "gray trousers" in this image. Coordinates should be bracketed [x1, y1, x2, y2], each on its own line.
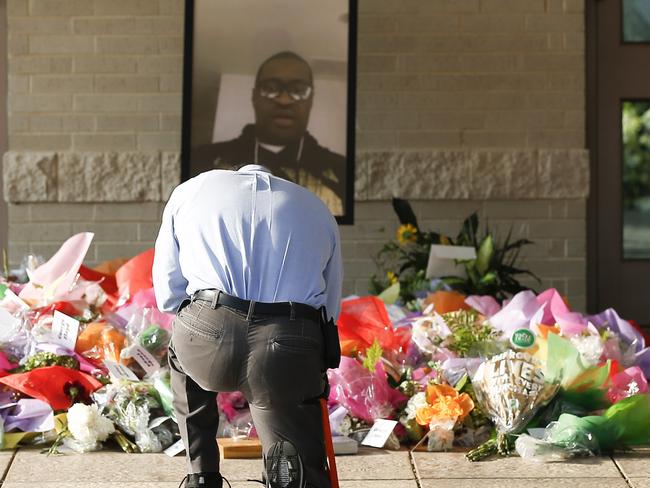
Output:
[168, 297, 330, 488]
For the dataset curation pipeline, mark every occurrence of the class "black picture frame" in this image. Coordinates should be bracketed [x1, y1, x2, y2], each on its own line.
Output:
[181, 0, 357, 225]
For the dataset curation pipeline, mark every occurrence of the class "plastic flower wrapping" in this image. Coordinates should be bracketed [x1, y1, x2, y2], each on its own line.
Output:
[2, 231, 650, 463]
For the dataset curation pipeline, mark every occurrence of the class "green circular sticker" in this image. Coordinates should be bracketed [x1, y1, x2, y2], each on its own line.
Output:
[510, 328, 536, 349]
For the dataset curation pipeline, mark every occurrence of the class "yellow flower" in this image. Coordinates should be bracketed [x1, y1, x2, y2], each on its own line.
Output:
[386, 271, 398, 285]
[415, 383, 474, 427]
[397, 224, 418, 245]
[440, 235, 451, 245]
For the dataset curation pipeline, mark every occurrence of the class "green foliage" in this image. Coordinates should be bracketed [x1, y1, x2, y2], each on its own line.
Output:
[362, 339, 383, 373]
[15, 351, 80, 373]
[371, 198, 539, 303]
[442, 310, 501, 358]
[623, 101, 650, 210]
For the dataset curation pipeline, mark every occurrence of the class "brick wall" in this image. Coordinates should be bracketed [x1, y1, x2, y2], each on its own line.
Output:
[3, 0, 589, 311]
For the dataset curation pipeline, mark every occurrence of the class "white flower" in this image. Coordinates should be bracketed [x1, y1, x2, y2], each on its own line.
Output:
[65, 403, 115, 453]
[570, 334, 604, 366]
[404, 392, 427, 420]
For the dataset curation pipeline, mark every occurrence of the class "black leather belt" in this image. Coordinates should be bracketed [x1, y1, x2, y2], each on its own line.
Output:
[192, 289, 321, 323]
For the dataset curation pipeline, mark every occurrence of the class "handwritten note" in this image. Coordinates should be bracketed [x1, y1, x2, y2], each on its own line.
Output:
[361, 419, 398, 448]
[51, 311, 80, 350]
[104, 360, 139, 381]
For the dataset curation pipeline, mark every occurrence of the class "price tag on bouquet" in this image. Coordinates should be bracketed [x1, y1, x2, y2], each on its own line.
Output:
[51, 311, 80, 350]
[164, 439, 185, 457]
[104, 360, 139, 381]
[127, 344, 161, 376]
[361, 419, 398, 448]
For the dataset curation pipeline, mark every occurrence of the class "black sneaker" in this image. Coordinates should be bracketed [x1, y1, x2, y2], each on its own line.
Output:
[179, 473, 231, 488]
[265, 440, 304, 488]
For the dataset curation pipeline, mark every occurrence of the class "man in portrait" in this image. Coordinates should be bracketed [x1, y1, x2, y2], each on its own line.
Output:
[192, 51, 346, 215]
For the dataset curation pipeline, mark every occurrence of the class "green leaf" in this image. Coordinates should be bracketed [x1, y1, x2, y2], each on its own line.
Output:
[479, 272, 497, 284]
[378, 282, 400, 305]
[0, 283, 6, 300]
[476, 235, 494, 275]
[362, 339, 383, 373]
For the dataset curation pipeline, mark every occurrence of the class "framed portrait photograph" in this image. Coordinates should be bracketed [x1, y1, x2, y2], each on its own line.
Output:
[181, 0, 357, 224]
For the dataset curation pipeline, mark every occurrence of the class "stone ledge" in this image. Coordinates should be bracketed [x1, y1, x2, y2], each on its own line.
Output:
[3, 148, 589, 203]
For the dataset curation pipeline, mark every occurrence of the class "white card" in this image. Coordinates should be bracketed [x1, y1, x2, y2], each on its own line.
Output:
[51, 311, 80, 350]
[3, 289, 29, 311]
[426, 244, 476, 279]
[129, 344, 161, 376]
[361, 419, 398, 448]
[104, 360, 139, 381]
[164, 439, 185, 457]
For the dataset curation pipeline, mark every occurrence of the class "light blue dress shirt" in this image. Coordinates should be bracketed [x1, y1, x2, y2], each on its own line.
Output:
[152, 165, 343, 321]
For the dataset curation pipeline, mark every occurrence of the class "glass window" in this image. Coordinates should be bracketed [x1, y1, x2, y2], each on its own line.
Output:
[623, 0, 650, 42]
[623, 100, 650, 259]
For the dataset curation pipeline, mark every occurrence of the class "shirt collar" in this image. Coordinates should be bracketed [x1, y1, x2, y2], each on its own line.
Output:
[238, 164, 273, 174]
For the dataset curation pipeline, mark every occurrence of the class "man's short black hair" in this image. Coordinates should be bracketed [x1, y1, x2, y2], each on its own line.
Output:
[254, 51, 313, 86]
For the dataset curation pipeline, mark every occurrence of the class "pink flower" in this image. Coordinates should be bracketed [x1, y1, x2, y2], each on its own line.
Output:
[607, 366, 648, 403]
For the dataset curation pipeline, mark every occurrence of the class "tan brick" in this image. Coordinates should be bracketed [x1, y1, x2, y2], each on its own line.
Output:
[357, 111, 421, 131]
[61, 114, 96, 132]
[527, 130, 584, 148]
[549, 201, 567, 219]
[567, 238, 586, 257]
[523, 258, 585, 278]
[134, 17, 184, 35]
[359, 0, 419, 13]
[9, 222, 73, 241]
[30, 203, 93, 222]
[160, 74, 182, 92]
[137, 56, 182, 74]
[567, 199, 586, 218]
[529, 219, 585, 238]
[564, 110, 584, 131]
[74, 55, 137, 74]
[7, 0, 28, 16]
[522, 54, 583, 71]
[358, 54, 397, 73]
[93, 202, 163, 221]
[160, 114, 181, 131]
[9, 34, 29, 55]
[564, 33, 585, 50]
[564, 0, 584, 13]
[97, 114, 159, 132]
[31, 75, 94, 93]
[29, 0, 93, 16]
[525, 13, 583, 32]
[397, 131, 461, 148]
[420, 0, 479, 13]
[93, 0, 159, 15]
[95, 75, 159, 93]
[159, 0, 184, 15]
[419, 111, 485, 130]
[341, 279, 355, 296]
[463, 131, 527, 147]
[460, 54, 520, 72]
[74, 94, 140, 112]
[158, 36, 182, 55]
[30, 36, 94, 54]
[354, 241, 387, 260]
[10, 94, 72, 112]
[73, 18, 137, 35]
[137, 94, 181, 112]
[96, 36, 159, 54]
[138, 222, 161, 241]
[343, 259, 376, 279]
[8, 204, 31, 223]
[95, 242, 153, 261]
[10, 17, 72, 34]
[528, 92, 584, 110]
[483, 200, 550, 219]
[137, 132, 180, 151]
[460, 14, 525, 32]
[9, 134, 71, 150]
[396, 15, 459, 33]
[354, 279, 373, 296]
[28, 115, 63, 132]
[399, 54, 461, 72]
[9, 115, 30, 132]
[72, 222, 138, 241]
[358, 16, 397, 34]
[356, 132, 398, 150]
[481, 0, 545, 12]
[72, 134, 136, 151]
[462, 92, 528, 110]
[8, 75, 29, 93]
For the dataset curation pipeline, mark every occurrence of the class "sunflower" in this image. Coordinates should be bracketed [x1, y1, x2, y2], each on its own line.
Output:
[397, 224, 418, 245]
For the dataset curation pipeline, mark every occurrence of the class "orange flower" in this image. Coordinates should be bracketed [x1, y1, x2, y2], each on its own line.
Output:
[415, 383, 474, 427]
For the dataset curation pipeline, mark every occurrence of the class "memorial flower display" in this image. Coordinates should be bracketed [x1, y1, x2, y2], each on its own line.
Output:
[0, 224, 649, 463]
